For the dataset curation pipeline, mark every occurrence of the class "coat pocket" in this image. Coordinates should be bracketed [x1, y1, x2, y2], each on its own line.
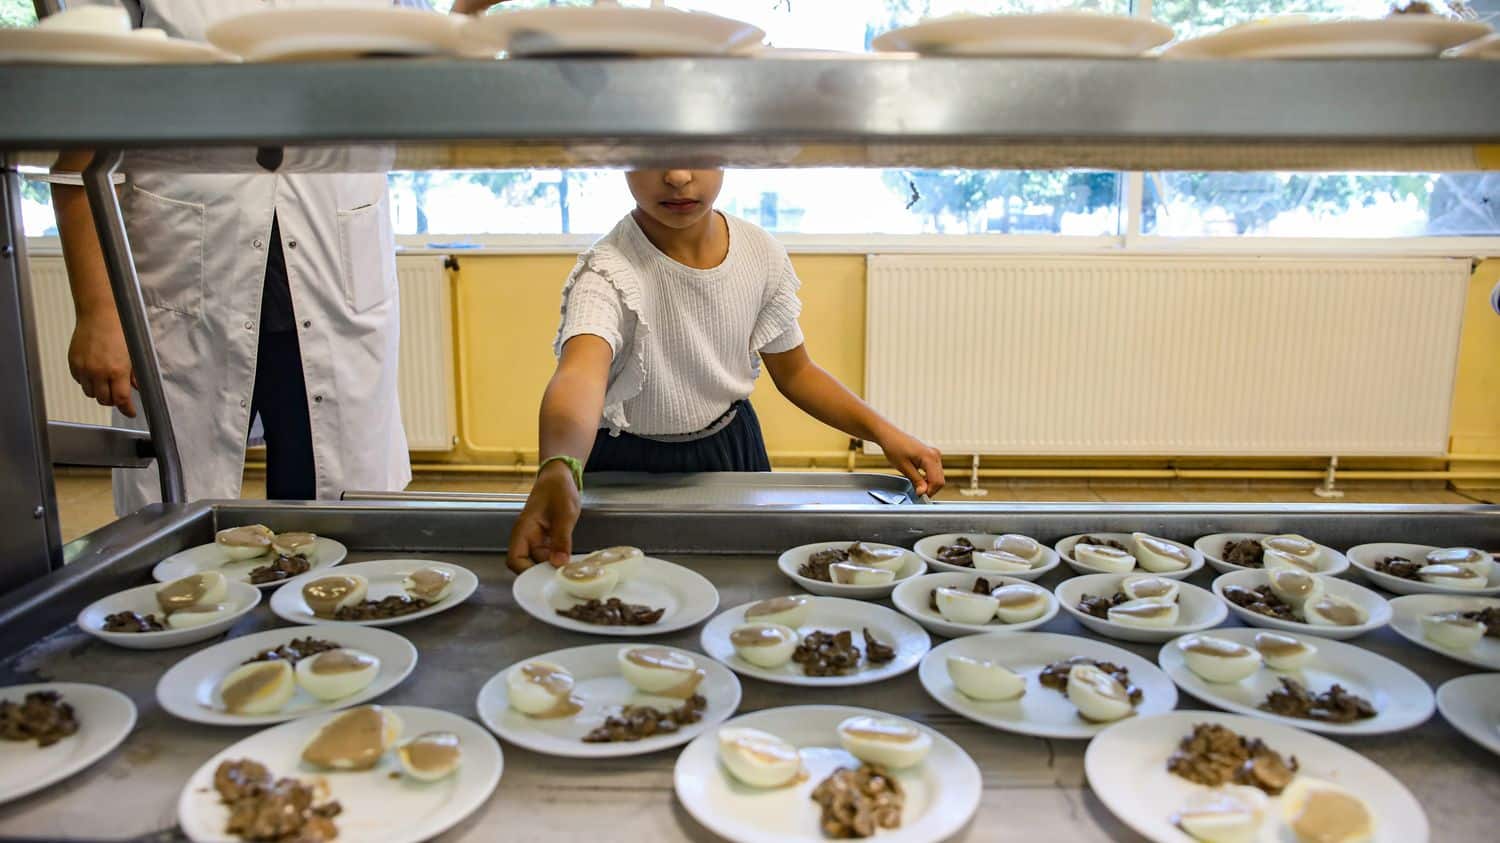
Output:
[336, 196, 396, 313]
[121, 185, 206, 318]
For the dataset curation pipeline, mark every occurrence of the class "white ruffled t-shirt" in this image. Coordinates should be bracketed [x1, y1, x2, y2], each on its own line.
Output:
[554, 212, 805, 436]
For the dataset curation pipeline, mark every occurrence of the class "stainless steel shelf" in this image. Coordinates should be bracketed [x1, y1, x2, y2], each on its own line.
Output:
[3, 58, 1499, 171]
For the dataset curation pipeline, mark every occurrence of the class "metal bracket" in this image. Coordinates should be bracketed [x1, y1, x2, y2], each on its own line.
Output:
[48, 421, 155, 468]
[1313, 455, 1345, 499]
[959, 453, 989, 497]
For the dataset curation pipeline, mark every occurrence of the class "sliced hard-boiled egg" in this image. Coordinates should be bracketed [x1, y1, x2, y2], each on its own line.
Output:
[730, 623, 799, 668]
[580, 545, 644, 578]
[829, 562, 895, 586]
[556, 560, 618, 600]
[1178, 635, 1263, 683]
[972, 550, 1033, 574]
[1280, 778, 1375, 843]
[301, 705, 403, 771]
[743, 595, 810, 628]
[155, 570, 229, 614]
[302, 574, 369, 619]
[398, 731, 462, 782]
[1425, 547, 1493, 578]
[847, 543, 907, 572]
[218, 660, 295, 715]
[717, 727, 803, 788]
[993, 583, 1049, 624]
[1121, 574, 1179, 603]
[617, 646, 705, 698]
[1132, 534, 1193, 573]
[1418, 563, 1488, 591]
[1075, 543, 1136, 573]
[934, 586, 999, 625]
[1176, 784, 1268, 843]
[1263, 534, 1323, 566]
[403, 567, 454, 603]
[1302, 595, 1367, 627]
[215, 524, 274, 561]
[294, 647, 381, 701]
[993, 534, 1045, 564]
[1263, 547, 1320, 575]
[1107, 598, 1180, 629]
[270, 531, 317, 559]
[1067, 663, 1134, 722]
[946, 654, 1025, 701]
[1254, 631, 1317, 670]
[836, 715, 932, 769]
[1267, 568, 1324, 609]
[166, 602, 234, 629]
[506, 660, 580, 718]
[1421, 611, 1487, 650]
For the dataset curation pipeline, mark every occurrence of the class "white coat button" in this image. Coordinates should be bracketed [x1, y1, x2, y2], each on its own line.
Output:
[313, 394, 323, 404]
[252, 239, 263, 249]
[243, 321, 254, 331]
[302, 320, 311, 329]
[288, 240, 297, 249]
[240, 399, 248, 408]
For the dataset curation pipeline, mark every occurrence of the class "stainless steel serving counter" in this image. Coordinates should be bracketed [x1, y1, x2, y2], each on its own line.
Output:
[2, 501, 1499, 842]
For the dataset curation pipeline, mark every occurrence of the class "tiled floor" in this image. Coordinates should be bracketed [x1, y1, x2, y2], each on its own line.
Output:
[52, 468, 1495, 544]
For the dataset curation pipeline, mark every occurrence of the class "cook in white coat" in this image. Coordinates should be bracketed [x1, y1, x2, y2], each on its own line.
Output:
[54, 0, 501, 515]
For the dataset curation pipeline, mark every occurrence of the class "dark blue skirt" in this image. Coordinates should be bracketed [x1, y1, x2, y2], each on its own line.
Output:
[585, 400, 772, 474]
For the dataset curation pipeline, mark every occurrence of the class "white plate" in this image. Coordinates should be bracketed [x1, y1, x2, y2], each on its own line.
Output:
[1453, 32, 1500, 58]
[1086, 711, 1429, 843]
[156, 624, 417, 726]
[475, 643, 740, 759]
[206, 8, 472, 61]
[912, 532, 1060, 580]
[700, 596, 929, 688]
[1157, 627, 1433, 736]
[470, 6, 764, 57]
[918, 632, 1178, 740]
[872, 12, 1174, 56]
[1212, 569, 1391, 640]
[78, 580, 262, 650]
[512, 555, 719, 636]
[1345, 542, 1500, 596]
[1164, 15, 1491, 59]
[1055, 574, 1228, 644]
[1194, 532, 1350, 577]
[1436, 673, 1500, 756]
[1056, 533, 1205, 580]
[0, 28, 234, 64]
[1388, 593, 1500, 670]
[153, 537, 347, 589]
[674, 705, 981, 843]
[0, 683, 136, 806]
[891, 572, 1059, 637]
[177, 705, 501, 843]
[777, 541, 926, 599]
[270, 559, 478, 627]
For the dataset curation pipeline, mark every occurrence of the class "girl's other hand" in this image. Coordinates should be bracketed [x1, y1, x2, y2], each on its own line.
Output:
[877, 429, 945, 497]
[506, 461, 582, 574]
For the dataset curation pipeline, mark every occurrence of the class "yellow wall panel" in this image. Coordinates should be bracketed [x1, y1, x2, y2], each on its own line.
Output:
[1449, 258, 1500, 456]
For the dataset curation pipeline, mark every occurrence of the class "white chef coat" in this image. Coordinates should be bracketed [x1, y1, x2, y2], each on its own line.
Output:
[79, 0, 418, 514]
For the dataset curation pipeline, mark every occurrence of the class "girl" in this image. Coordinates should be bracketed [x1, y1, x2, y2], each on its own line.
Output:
[507, 169, 943, 572]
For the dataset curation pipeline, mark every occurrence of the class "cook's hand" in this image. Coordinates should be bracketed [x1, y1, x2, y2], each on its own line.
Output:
[69, 307, 137, 418]
[507, 460, 581, 574]
[449, 0, 513, 13]
[877, 428, 944, 497]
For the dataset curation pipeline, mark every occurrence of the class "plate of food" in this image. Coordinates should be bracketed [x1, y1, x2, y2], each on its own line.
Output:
[177, 705, 501, 843]
[891, 572, 1058, 638]
[78, 571, 261, 649]
[1388, 593, 1500, 670]
[153, 524, 347, 589]
[1056, 532, 1205, 580]
[1055, 573, 1228, 644]
[777, 541, 925, 599]
[1086, 711, 1428, 843]
[155, 624, 417, 726]
[1436, 673, 1500, 756]
[271, 559, 477, 627]
[475, 643, 740, 759]
[918, 631, 1178, 740]
[871, 11, 1174, 56]
[0, 683, 136, 806]
[1163, 11, 1491, 59]
[1158, 628, 1434, 736]
[512, 547, 719, 636]
[674, 705, 981, 843]
[699, 596, 929, 688]
[912, 532, 1059, 580]
[205, 7, 474, 61]
[1212, 568, 1390, 640]
[1345, 542, 1500, 596]
[467, 5, 765, 57]
[0, 5, 235, 64]
[1194, 532, 1350, 577]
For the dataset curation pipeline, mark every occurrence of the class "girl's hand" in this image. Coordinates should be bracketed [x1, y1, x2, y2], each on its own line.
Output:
[506, 461, 582, 574]
[877, 429, 945, 496]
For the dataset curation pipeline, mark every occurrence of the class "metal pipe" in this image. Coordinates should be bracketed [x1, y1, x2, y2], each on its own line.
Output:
[82, 149, 185, 504]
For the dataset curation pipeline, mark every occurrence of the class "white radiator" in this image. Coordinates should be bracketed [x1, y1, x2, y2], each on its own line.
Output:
[866, 255, 1470, 457]
[24, 257, 112, 427]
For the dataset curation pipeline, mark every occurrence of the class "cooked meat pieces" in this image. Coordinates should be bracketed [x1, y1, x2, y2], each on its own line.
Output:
[1374, 556, 1423, 580]
[582, 695, 706, 743]
[1222, 584, 1299, 621]
[810, 763, 905, 839]
[1076, 592, 1129, 619]
[794, 629, 863, 677]
[1221, 539, 1265, 568]
[862, 628, 895, 664]
[243, 637, 342, 666]
[1259, 677, 1377, 723]
[334, 595, 431, 621]
[557, 598, 665, 626]
[1462, 606, 1500, 637]
[1166, 723, 1300, 795]
[214, 759, 341, 843]
[0, 691, 79, 747]
[247, 554, 311, 585]
[1079, 535, 1130, 553]
[800, 547, 852, 582]
[1038, 657, 1143, 705]
[103, 610, 166, 633]
[927, 577, 994, 612]
[935, 538, 976, 567]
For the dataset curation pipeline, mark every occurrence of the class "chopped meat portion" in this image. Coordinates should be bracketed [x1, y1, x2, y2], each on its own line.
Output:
[862, 628, 895, 664]
[334, 595, 432, 621]
[1258, 677, 1377, 723]
[1222, 584, 1298, 621]
[928, 577, 994, 612]
[582, 695, 706, 743]
[0, 691, 79, 747]
[243, 637, 342, 666]
[103, 610, 166, 633]
[1221, 538, 1265, 568]
[213, 758, 342, 842]
[557, 597, 665, 626]
[1079, 535, 1130, 553]
[1076, 592, 1129, 619]
[935, 538, 976, 567]
[247, 554, 311, 585]
[1166, 723, 1299, 795]
[794, 629, 863, 677]
[810, 763, 905, 839]
[800, 547, 852, 582]
[1374, 556, 1423, 581]
[1461, 606, 1500, 637]
[1038, 657, 1143, 705]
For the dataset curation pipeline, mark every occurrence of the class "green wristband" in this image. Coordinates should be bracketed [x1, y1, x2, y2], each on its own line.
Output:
[539, 455, 584, 491]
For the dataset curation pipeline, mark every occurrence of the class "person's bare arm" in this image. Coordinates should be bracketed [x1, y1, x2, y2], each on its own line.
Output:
[53, 149, 137, 418]
[506, 334, 612, 573]
[449, 0, 508, 14]
[762, 343, 945, 495]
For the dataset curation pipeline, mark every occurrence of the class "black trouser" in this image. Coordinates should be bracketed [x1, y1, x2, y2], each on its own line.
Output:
[249, 214, 315, 500]
[585, 400, 773, 474]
